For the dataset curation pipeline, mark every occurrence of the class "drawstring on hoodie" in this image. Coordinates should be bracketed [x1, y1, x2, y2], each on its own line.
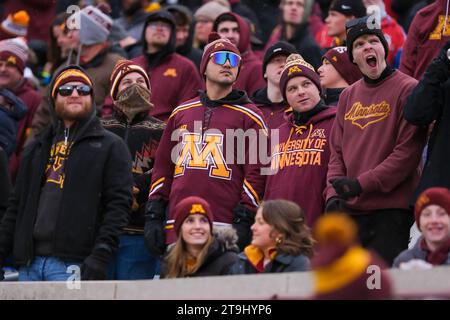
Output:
[444, 0, 449, 34]
[64, 127, 69, 146]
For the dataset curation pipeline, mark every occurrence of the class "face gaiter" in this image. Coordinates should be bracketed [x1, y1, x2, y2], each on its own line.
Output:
[114, 83, 154, 122]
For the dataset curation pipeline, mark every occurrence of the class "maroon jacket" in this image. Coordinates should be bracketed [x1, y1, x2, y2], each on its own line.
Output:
[148, 90, 267, 243]
[1, 0, 56, 42]
[325, 71, 427, 212]
[132, 53, 202, 122]
[214, 12, 265, 97]
[252, 88, 290, 130]
[8, 79, 41, 181]
[264, 106, 336, 227]
[400, 0, 450, 80]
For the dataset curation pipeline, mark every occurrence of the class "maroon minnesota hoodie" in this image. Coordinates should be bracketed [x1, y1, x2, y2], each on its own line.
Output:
[148, 90, 267, 243]
[132, 53, 202, 122]
[214, 12, 266, 97]
[264, 106, 336, 227]
[325, 71, 427, 212]
[400, 0, 450, 80]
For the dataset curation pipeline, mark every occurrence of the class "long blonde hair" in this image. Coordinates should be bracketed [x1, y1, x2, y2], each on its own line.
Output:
[164, 233, 215, 278]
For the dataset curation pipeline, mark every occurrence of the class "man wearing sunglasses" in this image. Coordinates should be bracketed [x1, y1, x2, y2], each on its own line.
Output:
[0, 65, 133, 282]
[145, 33, 267, 255]
[324, 16, 427, 265]
[213, 12, 266, 97]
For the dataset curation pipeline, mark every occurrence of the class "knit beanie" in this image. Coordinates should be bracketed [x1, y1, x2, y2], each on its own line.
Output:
[67, 5, 113, 46]
[329, 0, 366, 18]
[173, 196, 214, 236]
[322, 46, 362, 85]
[0, 37, 28, 74]
[312, 213, 392, 300]
[51, 65, 93, 99]
[194, 0, 230, 22]
[279, 54, 321, 102]
[200, 32, 241, 76]
[0, 10, 29, 38]
[415, 187, 450, 231]
[110, 59, 150, 100]
[262, 41, 298, 76]
[346, 15, 389, 63]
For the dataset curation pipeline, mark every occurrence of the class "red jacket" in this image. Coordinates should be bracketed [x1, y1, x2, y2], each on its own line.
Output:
[325, 71, 427, 212]
[400, 0, 450, 80]
[215, 12, 266, 97]
[265, 107, 336, 227]
[148, 91, 267, 243]
[8, 79, 41, 181]
[132, 53, 202, 122]
[382, 15, 406, 65]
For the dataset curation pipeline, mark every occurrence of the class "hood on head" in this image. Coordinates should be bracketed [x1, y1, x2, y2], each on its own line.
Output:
[213, 12, 250, 54]
[48, 65, 96, 127]
[141, 10, 177, 55]
[164, 4, 196, 54]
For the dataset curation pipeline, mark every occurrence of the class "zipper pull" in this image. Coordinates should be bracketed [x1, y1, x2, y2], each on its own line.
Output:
[64, 127, 69, 146]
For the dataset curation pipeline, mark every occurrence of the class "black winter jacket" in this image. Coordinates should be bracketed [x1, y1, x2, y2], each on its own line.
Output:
[403, 56, 450, 204]
[0, 147, 11, 221]
[228, 250, 311, 274]
[161, 228, 239, 278]
[0, 115, 133, 267]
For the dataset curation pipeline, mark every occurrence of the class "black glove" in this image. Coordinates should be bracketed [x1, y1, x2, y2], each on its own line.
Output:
[144, 199, 167, 256]
[425, 40, 450, 83]
[325, 196, 347, 213]
[232, 203, 255, 251]
[0, 268, 4, 281]
[330, 177, 362, 200]
[81, 249, 111, 281]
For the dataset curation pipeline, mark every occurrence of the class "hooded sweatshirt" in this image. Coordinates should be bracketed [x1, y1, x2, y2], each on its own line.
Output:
[132, 10, 202, 122]
[148, 90, 267, 244]
[400, 0, 450, 80]
[264, 103, 336, 227]
[165, 4, 203, 69]
[325, 70, 428, 212]
[252, 87, 290, 130]
[213, 12, 266, 97]
[264, 1, 323, 70]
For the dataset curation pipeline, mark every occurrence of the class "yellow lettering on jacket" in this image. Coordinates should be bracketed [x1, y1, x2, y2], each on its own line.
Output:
[174, 132, 231, 179]
[344, 101, 391, 129]
[163, 68, 177, 77]
[429, 15, 450, 40]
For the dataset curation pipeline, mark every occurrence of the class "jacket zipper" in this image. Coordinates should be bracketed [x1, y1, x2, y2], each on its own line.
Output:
[124, 120, 131, 144]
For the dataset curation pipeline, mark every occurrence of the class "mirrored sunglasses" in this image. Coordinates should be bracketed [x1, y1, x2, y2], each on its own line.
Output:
[210, 51, 241, 68]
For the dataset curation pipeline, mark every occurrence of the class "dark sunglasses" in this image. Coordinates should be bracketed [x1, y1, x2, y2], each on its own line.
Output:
[210, 51, 241, 68]
[57, 85, 92, 97]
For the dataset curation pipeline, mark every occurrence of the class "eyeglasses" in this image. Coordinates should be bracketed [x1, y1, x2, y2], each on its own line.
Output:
[210, 51, 241, 68]
[57, 85, 92, 97]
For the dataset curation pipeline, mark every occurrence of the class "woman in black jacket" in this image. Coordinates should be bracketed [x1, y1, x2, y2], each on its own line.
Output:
[229, 199, 314, 274]
[161, 196, 239, 278]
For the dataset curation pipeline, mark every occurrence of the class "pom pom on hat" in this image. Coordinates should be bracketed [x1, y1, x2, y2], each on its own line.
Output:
[1, 10, 29, 38]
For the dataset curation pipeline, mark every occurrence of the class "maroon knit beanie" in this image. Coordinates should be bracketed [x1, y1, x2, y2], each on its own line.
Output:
[279, 53, 321, 102]
[199, 32, 241, 77]
[173, 196, 214, 236]
[415, 187, 450, 231]
[322, 46, 362, 85]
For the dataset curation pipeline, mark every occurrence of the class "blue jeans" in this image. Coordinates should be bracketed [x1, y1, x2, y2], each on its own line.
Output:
[18, 256, 82, 281]
[107, 234, 160, 280]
